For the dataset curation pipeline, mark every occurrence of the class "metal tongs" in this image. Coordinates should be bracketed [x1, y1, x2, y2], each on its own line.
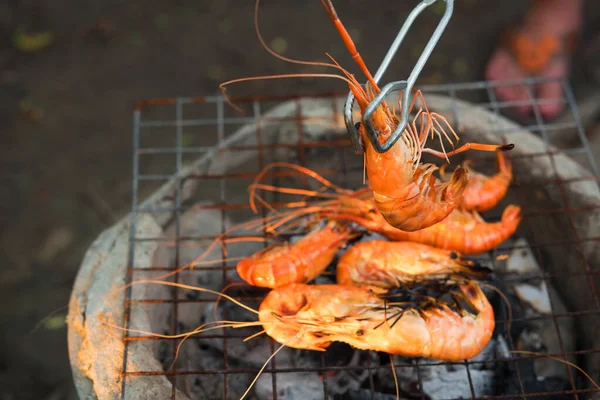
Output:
[344, 0, 454, 155]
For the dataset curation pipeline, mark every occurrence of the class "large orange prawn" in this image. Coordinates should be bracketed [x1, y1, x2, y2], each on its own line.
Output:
[219, 0, 513, 233]
[318, 0, 514, 232]
[336, 240, 492, 289]
[236, 220, 354, 288]
[246, 163, 521, 255]
[322, 191, 522, 255]
[259, 281, 495, 361]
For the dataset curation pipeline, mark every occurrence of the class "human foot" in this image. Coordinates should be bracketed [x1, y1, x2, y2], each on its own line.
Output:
[485, 0, 583, 120]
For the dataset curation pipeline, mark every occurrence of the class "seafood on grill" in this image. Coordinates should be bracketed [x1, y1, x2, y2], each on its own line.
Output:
[336, 240, 492, 289]
[319, 0, 514, 232]
[324, 194, 522, 255]
[236, 220, 355, 288]
[258, 281, 495, 361]
[441, 150, 513, 213]
[246, 162, 521, 255]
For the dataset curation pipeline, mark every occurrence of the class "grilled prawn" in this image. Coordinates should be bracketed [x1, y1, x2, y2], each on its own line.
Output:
[236, 220, 353, 288]
[259, 281, 495, 361]
[336, 240, 492, 288]
[324, 194, 521, 254]
[320, 0, 513, 232]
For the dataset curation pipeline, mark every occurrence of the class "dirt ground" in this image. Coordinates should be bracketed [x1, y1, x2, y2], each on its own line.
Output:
[1, 1, 599, 399]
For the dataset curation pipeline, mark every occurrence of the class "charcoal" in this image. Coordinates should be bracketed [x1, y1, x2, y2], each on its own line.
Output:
[378, 335, 508, 399]
[254, 350, 378, 398]
[504, 238, 576, 381]
[254, 372, 326, 400]
[336, 389, 398, 400]
[503, 358, 571, 400]
[164, 335, 254, 399]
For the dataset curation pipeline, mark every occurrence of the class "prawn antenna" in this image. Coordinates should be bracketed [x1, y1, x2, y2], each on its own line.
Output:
[128, 279, 260, 315]
[109, 207, 326, 297]
[319, 0, 379, 92]
[219, 0, 368, 113]
[213, 281, 254, 322]
[389, 354, 400, 400]
[241, 343, 287, 400]
[254, 0, 348, 74]
[99, 314, 270, 374]
[219, 73, 361, 113]
[509, 350, 600, 392]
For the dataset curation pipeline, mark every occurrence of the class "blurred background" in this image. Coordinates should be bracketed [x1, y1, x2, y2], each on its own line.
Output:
[1, 0, 600, 398]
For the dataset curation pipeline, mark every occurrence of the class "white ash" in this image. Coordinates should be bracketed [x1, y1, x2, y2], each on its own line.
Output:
[254, 351, 379, 399]
[254, 372, 326, 400]
[506, 238, 552, 313]
[378, 335, 509, 399]
[503, 238, 576, 381]
[164, 341, 254, 400]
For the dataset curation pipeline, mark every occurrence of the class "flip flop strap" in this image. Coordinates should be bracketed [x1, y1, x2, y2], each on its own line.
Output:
[505, 30, 576, 75]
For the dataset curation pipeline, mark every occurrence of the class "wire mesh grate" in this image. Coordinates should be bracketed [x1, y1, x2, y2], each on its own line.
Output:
[120, 76, 600, 399]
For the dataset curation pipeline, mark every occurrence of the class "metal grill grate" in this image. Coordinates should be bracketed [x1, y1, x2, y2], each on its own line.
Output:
[120, 76, 600, 399]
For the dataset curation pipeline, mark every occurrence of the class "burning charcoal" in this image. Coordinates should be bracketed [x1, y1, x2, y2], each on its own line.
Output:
[505, 238, 576, 381]
[379, 336, 508, 399]
[324, 350, 379, 395]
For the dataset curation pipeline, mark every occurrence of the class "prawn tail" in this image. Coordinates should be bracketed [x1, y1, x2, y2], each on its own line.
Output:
[496, 149, 513, 178]
[500, 204, 522, 232]
[465, 205, 521, 254]
[460, 280, 495, 333]
[441, 166, 468, 204]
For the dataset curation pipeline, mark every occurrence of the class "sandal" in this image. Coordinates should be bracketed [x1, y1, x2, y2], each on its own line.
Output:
[485, 0, 583, 120]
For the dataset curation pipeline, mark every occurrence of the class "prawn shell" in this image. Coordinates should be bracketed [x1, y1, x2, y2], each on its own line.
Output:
[339, 198, 522, 255]
[258, 282, 495, 361]
[236, 221, 351, 288]
[336, 240, 491, 288]
[461, 151, 513, 212]
[381, 205, 522, 254]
